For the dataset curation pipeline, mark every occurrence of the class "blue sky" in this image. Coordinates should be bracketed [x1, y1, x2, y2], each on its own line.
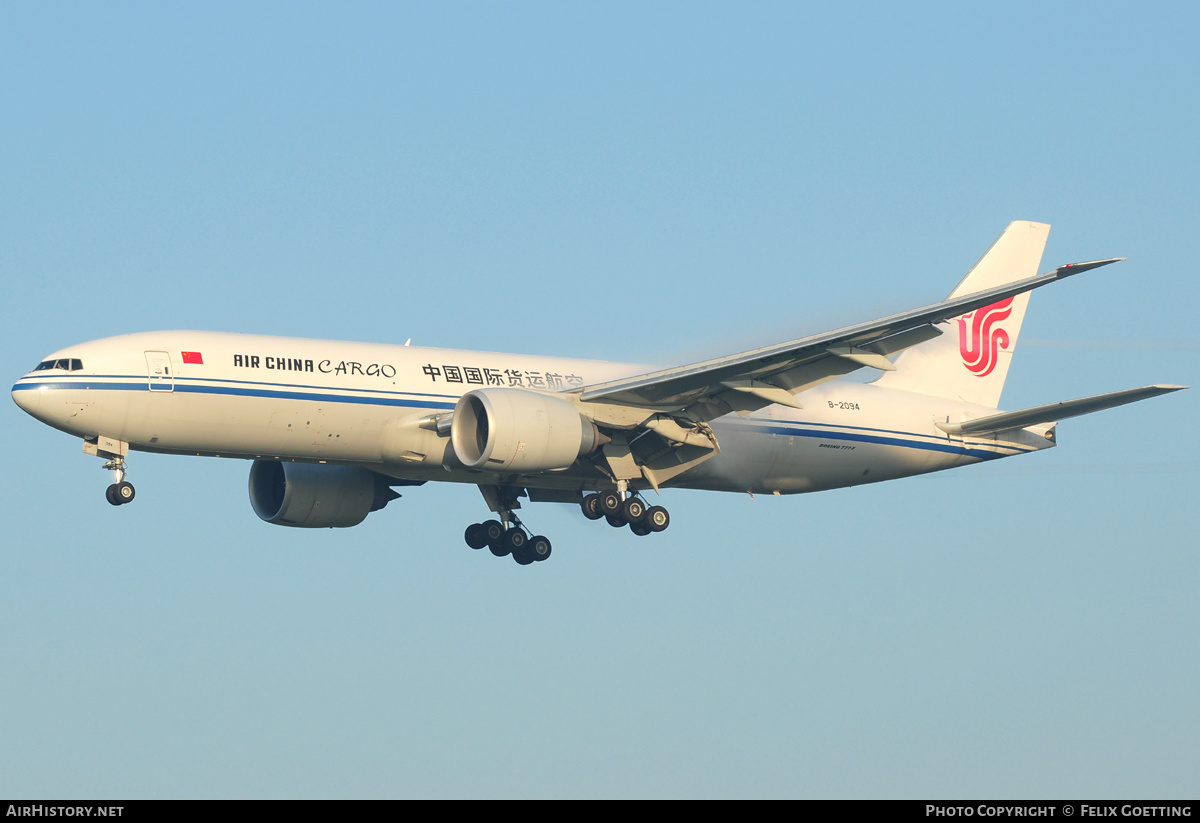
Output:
[2, 1, 1197, 798]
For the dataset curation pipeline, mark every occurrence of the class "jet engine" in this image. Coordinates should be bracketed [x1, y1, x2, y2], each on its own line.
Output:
[249, 460, 400, 528]
[450, 388, 602, 472]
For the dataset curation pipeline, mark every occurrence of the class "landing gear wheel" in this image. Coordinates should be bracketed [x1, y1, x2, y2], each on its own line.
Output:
[482, 520, 505, 545]
[115, 482, 135, 504]
[598, 491, 622, 517]
[106, 481, 135, 506]
[484, 520, 509, 556]
[512, 544, 535, 565]
[464, 523, 488, 550]
[502, 528, 527, 553]
[529, 535, 552, 562]
[581, 494, 604, 520]
[605, 513, 626, 528]
[629, 521, 651, 536]
[621, 497, 645, 524]
[645, 506, 670, 532]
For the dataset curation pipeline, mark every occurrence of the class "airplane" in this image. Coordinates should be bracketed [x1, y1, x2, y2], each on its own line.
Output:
[11, 221, 1185, 565]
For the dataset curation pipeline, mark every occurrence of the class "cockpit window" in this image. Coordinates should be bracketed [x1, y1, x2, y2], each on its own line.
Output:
[32, 359, 84, 372]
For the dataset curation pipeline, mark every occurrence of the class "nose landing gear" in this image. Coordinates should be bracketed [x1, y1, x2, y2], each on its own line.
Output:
[102, 457, 135, 506]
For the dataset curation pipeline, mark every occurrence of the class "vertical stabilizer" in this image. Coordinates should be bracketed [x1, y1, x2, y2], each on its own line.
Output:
[874, 221, 1050, 408]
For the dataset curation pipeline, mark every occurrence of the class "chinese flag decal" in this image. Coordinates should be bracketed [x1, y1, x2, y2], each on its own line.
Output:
[181, 351, 204, 365]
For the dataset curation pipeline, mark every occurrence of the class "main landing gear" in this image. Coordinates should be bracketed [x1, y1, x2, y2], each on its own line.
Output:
[464, 514, 552, 566]
[102, 456, 136, 506]
[462, 484, 669, 565]
[580, 491, 670, 537]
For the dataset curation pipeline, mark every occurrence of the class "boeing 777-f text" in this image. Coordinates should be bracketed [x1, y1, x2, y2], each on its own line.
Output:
[12, 222, 1186, 565]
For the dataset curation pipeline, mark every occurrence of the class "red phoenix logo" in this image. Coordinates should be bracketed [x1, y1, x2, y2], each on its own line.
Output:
[957, 298, 1013, 377]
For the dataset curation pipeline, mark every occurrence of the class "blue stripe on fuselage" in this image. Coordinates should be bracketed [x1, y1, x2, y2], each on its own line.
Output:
[15, 377, 1026, 459]
[11, 377, 458, 410]
[729, 421, 1031, 460]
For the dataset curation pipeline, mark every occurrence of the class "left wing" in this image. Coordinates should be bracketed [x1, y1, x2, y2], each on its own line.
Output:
[579, 258, 1122, 422]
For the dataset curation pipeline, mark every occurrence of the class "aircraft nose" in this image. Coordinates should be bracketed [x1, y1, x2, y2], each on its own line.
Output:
[12, 383, 42, 416]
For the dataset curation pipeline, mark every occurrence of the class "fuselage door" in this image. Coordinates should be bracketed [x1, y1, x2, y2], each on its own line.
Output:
[146, 351, 174, 392]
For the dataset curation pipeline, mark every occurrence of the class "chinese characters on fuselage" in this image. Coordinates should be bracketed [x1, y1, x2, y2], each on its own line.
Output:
[422, 364, 583, 390]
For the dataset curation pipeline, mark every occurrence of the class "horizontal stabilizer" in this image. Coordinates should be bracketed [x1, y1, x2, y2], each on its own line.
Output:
[936, 384, 1187, 436]
[1050, 258, 1126, 278]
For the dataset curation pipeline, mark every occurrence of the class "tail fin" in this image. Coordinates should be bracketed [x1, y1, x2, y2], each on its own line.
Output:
[874, 221, 1051, 408]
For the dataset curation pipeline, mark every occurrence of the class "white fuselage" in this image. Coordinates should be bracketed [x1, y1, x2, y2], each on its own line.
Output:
[11, 331, 1053, 496]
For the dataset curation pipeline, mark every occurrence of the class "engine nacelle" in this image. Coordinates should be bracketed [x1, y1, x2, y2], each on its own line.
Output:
[249, 460, 398, 528]
[450, 388, 599, 472]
